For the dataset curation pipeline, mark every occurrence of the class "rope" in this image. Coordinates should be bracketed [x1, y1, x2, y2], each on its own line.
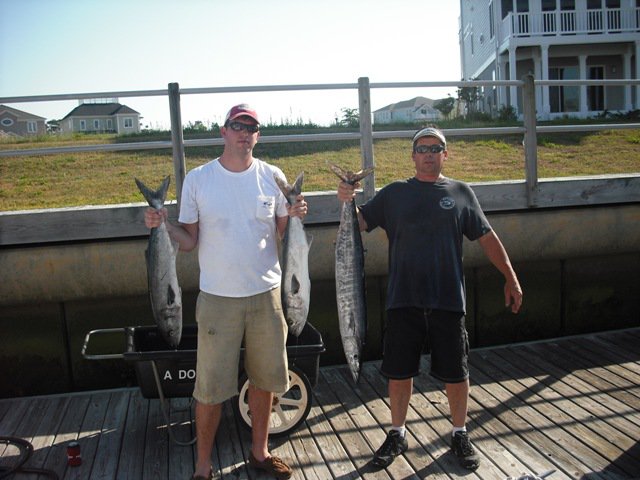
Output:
[0, 436, 59, 479]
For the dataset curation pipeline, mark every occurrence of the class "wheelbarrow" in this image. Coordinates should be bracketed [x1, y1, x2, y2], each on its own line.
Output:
[81, 322, 325, 444]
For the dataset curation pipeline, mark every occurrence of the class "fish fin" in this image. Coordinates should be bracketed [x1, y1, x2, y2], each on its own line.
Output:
[291, 274, 300, 295]
[167, 284, 176, 305]
[135, 176, 171, 210]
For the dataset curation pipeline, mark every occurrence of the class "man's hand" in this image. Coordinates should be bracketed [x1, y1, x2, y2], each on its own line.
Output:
[144, 207, 168, 229]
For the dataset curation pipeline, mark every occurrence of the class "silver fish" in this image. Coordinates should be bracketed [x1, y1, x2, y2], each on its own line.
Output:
[135, 176, 182, 348]
[274, 172, 312, 337]
[330, 164, 374, 383]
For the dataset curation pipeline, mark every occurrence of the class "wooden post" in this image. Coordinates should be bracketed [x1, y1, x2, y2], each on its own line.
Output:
[168, 82, 186, 209]
[522, 74, 538, 207]
[358, 77, 375, 200]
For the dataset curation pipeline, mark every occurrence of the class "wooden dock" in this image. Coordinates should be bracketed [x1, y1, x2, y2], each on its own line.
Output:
[1, 328, 639, 479]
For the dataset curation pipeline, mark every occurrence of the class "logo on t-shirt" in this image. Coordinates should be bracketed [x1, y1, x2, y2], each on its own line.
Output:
[439, 196, 455, 209]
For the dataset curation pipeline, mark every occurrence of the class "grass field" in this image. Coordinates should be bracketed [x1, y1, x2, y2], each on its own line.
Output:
[1, 127, 639, 211]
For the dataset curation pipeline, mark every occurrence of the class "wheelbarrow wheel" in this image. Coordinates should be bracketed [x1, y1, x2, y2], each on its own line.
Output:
[235, 364, 312, 437]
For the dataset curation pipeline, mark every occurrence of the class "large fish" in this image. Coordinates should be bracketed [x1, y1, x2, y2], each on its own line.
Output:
[274, 172, 312, 337]
[330, 164, 374, 383]
[135, 176, 182, 348]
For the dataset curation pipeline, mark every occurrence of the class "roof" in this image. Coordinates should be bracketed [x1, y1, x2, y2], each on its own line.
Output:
[0, 105, 46, 121]
[374, 96, 435, 113]
[62, 103, 140, 119]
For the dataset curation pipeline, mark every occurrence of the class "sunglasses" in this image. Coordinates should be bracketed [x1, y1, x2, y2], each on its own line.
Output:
[227, 121, 259, 133]
[414, 144, 445, 154]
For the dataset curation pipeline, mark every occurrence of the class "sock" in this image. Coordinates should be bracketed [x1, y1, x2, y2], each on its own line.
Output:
[390, 425, 406, 438]
[452, 426, 466, 438]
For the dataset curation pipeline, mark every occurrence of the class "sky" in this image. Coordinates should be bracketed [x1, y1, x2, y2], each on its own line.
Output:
[0, 0, 462, 128]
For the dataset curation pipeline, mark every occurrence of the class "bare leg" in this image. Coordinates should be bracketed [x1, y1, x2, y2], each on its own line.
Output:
[445, 379, 469, 428]
[389, 378, 413, 427]
[248, 384, 273, 460]
[194, 400, 222, 477]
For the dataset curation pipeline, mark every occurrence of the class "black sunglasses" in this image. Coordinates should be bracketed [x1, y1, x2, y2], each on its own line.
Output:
[227, 121, 259, 133]
[414, 144, 445, 154]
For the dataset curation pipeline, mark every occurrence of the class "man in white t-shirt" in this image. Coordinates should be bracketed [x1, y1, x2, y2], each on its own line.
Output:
[144, 104, 306, 480]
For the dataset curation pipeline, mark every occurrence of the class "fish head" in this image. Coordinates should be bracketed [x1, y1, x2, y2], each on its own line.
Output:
[159, 304, 182, 348]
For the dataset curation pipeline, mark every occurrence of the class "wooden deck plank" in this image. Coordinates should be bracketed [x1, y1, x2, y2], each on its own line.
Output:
[115, 389, 149, 479]
[476, 348, 640, 477]
[323, 366, 419, 479]
[1, 328, 639, 479]
[166, 397, 196, 480]
[65, 392, 112, 480]
[410, 360, 518, 480]
[314, 368, 392, 479]
[42, 394, 92, 479]
[360, 362, 461, 479]
[493, 346, 639, 461]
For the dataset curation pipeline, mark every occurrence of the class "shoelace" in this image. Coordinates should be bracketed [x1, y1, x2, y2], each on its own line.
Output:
[456, 433, 475, 456]
[379, 433, 402, 456]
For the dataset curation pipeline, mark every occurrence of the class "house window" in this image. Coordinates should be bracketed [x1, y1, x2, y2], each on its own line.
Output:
[80, 120, 86, 131]
[549, 66, 579, 112]
[27, 121, 37, 133]
[107, 119, 113, 130]
[124, 118, 133, 128]
[0, 118, 14, 127]
[93, 120, 100, 130]
[501, 0, 512, 20]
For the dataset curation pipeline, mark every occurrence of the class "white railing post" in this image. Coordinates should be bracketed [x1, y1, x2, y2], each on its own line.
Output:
[522, 74, 539, 207]
[168, 82, 186, 209]
[358, 77, 375, 200]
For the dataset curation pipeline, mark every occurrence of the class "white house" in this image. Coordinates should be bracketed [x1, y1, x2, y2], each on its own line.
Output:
[373, 96, 442, 124]
[459, 0, 640, 119]
[60, 102, 141, 134]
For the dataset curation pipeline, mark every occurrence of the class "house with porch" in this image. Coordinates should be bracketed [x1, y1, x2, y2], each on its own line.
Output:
[459, 0, 640, 119]
[60, 102, 141, 134]
[0, 105, 46, 136]
[373, 96, 442, 124]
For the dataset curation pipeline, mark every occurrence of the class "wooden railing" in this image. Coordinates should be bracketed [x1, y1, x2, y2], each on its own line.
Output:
[502, 7, 640, 39]
[1, 77, 639, 246]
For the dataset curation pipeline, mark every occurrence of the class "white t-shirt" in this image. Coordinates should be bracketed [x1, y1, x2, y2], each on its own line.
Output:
[178, 158, 288, 297]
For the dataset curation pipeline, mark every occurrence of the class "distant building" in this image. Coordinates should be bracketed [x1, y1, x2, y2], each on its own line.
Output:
[60, 102, 141, 134]
[459, 0, 640, 119]
[0, 105, 46, 137]
[373, 96, 442, 124]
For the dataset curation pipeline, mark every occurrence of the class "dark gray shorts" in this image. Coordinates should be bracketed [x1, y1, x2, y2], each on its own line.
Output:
[380, 307, 469, 383]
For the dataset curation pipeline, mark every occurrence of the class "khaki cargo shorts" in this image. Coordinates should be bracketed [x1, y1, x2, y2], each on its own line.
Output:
[193, 288, 289, 405]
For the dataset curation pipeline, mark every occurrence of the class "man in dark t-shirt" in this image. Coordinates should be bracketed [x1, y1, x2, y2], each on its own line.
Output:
[336, 125, 523, 471]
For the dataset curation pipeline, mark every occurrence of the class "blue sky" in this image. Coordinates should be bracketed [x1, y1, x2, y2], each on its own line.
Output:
[0, 0, 462, 127]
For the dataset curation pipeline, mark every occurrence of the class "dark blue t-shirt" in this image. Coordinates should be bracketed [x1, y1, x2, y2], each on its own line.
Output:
[359, 176, 492, 313]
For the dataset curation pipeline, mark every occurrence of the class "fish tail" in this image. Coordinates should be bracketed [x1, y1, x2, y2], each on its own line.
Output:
[274, 172, 304, 198]
[135, 176, 170, 210]
[291, 172, 304, 195]
[330, 164, 374, 185]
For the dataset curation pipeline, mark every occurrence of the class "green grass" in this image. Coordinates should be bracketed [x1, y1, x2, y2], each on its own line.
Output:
[1, 128, 638, 211]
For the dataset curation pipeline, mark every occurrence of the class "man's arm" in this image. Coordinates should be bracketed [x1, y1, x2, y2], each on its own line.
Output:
[477, 230, 523, 313]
